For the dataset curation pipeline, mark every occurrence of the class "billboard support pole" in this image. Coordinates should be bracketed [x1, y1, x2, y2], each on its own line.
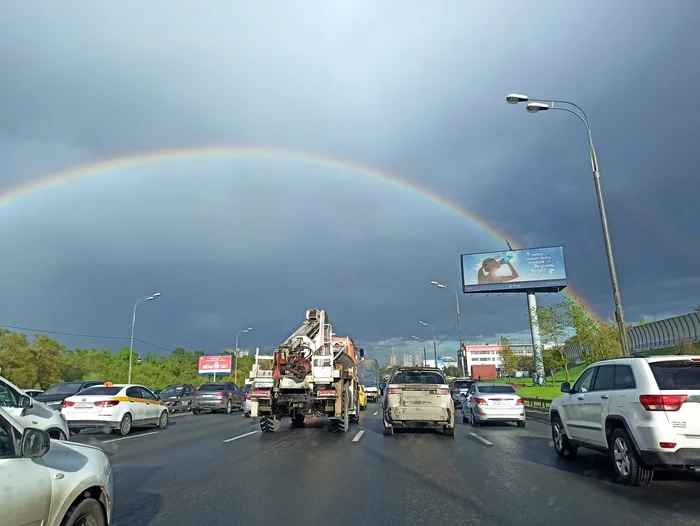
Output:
[423, 347, 427, 365]
[526, 291, 546, 386]
[213, 372, 216, 382]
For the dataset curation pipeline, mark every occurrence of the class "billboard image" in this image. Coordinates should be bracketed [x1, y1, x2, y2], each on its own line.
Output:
[460, 246, 567, 293]
[198, 355, 233, 375]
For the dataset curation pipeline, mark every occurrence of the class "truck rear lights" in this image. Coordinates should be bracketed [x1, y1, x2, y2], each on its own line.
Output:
[317, 390, 336, 397]
[95, 400, 119, 408]
[251, 390, 270, 398]
[639, 394, 687, 412]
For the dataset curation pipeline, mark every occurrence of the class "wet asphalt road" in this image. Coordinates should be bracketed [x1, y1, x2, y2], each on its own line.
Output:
[72, 405, 700, 526]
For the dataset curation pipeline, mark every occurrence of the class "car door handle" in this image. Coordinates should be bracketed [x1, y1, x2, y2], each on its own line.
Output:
[129, 399, 136, 403]
[577, 395, 585, 400]
[601, 395, 609, 399]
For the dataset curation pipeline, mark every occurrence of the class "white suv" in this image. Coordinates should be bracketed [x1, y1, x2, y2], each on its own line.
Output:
[550, 356, 700, 486]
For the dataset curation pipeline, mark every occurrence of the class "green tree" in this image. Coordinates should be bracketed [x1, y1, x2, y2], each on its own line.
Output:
[498, 336, 518, 379]
[443, 365, 460, 378]
[581, 321, 623, 365]
[536, 303, 571, 382]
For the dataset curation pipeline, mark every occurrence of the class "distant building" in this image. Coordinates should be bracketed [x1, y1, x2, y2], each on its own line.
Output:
[462, 343, 535, 376]
[384, 353, 398, 367]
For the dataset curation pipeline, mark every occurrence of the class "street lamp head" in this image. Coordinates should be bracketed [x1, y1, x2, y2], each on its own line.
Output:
[526, 102, 550, 114]
[146, 296, 155, 301]
[411, 335, 420, 340]
[152, 292, 162, 297]
[418, 321, 427, 326]
[430, 281, 439, 285]
[506, 93, 529, 104]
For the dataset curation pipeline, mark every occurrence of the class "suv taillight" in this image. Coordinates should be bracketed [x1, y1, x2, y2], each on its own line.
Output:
[62, 400, 75, 408]
[437, 388, 450, 395]
[639, 394, 687, 412]
[387, 388, 402, 395]
[95, 400, 120, 408]
[246, 392, 251, 400]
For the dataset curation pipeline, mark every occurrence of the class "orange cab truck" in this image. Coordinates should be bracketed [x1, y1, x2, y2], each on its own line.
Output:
[250, 309, 364, 433]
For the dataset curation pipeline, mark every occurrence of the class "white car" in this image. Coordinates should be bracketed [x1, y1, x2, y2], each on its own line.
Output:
[0, 375, 70, 440]
[550, 355, 700, 486]
[462, 383, 526, 427]
[0, 406, 113, 526]
[382, 367, 455, 436]
[62, 382, 170, 436]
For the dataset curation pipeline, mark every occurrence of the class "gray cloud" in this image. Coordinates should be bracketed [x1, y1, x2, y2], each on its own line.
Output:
[1, 1, 699, 359]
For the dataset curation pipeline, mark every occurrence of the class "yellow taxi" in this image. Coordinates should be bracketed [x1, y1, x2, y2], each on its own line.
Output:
[358, 384, 367, 411]
[61, 382, 169, 436]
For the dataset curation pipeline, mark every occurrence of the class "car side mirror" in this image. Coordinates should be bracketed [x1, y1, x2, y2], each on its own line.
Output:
[560, 382, 571, 394]
[21, 428, 51, 458]
[19, 394, 32, 408]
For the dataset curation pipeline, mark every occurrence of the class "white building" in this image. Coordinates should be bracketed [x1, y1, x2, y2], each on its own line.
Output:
[462, 344, 537, 376]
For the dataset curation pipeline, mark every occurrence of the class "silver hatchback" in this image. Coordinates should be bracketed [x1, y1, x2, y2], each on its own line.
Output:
[461, 383, 526, 427]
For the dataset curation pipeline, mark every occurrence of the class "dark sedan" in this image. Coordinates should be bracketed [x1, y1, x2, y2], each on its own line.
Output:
[159, 384, 196, 413]
[193, 382, 245, 414]
[33, 380, 104, 410]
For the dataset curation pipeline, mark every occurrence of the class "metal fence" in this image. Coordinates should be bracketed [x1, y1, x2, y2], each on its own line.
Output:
[564, 311, 700, 363]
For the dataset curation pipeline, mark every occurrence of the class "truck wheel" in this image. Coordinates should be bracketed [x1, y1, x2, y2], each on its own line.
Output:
[292, 414, 305, 426]
[261, 415, 281, 433]
[382, 422, 393, 436]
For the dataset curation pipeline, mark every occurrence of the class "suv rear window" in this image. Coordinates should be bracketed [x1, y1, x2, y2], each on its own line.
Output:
[198, 383, 226, 391]
[392, 372, 445, 385]
[453, 381, 474, 389]
[649, 361, 700, 390]
[78, 387, 122, 396]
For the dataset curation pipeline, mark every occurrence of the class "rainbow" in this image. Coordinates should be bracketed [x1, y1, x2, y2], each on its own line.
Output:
[0, 144, 601, 319]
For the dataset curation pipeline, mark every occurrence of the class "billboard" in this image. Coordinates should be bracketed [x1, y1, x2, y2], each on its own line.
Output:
[460, 246, 567, 293]
[198, 355, 233, 375]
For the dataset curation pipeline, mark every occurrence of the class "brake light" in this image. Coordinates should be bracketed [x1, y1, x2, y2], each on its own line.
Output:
[94, 400, 120, 408]
[194, 392, 200, 397]
[516, 398, 524, 405]
[639, 394, 687, 412]
[387, 388, 402, 394]
[437, 388, 450, 395]
[251, 390, 270, 398]
[246, 392, 251, 400]
[474, 397, 488, 405]
[62, 400, 75, 407]
[216, 392, 226, 397]
[317, 390, 336, 397]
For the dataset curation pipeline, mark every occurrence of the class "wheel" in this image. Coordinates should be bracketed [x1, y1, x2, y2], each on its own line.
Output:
[350, 397, 360, 423]
[610, 428, 653, 486]
[118, 413, 132, 436]
[158, 410, 169, 429]
[193, 408, 201, 415]
[69, 428, 82, 437]
[444, 426, 455, 437]
[551, 416, 578, 458]
[292, 414, 305, 426]
[517, 420, 526, 428]
[245, 412, 250, 418]
[260, 415, 281, 433]
[470, 409, 480, 427]
[225, 399, 233, 414]
[382, 422, 393, 435]
[62, 497, 106, 526]
[462, 412, 468, 423]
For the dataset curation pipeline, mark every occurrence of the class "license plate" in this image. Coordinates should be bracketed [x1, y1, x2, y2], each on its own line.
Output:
[75, 403, 93, 408]
[202, 394, 215, 398]
[493, 401, 508, 407]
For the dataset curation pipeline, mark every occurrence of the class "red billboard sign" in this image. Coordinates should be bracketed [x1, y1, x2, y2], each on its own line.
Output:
[198, 355, 233, 375]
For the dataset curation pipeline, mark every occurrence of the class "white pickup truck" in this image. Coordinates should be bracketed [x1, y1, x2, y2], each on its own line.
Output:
[382, 367, 455, 436]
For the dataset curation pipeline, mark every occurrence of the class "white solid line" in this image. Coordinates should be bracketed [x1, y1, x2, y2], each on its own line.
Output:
[103, 431, 158, 443]
[469, 432, 493, 446]
[372, 411, 378, 416]
[222, 430, 260, 443]
[352, 430, 365, 442]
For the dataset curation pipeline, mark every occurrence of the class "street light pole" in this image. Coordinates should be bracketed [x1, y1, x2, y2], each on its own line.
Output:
[234, 327, 252, 384]
[418, 321, 438, 367]
[431, 281, 465, 376]
[412, 335, 427, 365]
[506, 93, 631, 356]
[128, 292, 161, 384]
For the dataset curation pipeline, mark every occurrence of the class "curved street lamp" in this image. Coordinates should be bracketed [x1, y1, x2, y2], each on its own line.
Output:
[128, 292, 162, 383]
[430, 281, 465, 375]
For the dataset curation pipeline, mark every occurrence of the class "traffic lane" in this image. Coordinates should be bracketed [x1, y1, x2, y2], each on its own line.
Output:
[459, 418, 700, 522]
[71, 410, 254, 461]
[111, 416, 369, 526]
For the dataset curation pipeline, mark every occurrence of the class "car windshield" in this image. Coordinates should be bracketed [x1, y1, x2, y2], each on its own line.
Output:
[77, 386, 122, 396]
[160, 386, 184, 395]
[41, 382, 85, 396]
[649, 361, 700, 390]
[198, 384, 226, 391]
[478, 385, 517, 394]
[392, 371, 445, 384]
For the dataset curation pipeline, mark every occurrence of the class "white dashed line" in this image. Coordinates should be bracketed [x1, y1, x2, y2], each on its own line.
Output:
[372, 411, 378, 416]
[103, 431, 158, 443]
[469, 432, 493, 446]
[222, 430, 260, 443]
[352, 430, 365, 442]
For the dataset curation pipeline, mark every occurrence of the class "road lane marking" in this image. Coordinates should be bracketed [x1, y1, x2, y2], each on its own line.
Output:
[222, 430, 260, 443]
[352, 430, 365, 442]
[373, 411, 378, 416]
[103, 431, 158, 443]
[469, 432, 493, 446]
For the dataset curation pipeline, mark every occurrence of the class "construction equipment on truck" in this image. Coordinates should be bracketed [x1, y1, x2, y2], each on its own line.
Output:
[249, 309, 364, 433]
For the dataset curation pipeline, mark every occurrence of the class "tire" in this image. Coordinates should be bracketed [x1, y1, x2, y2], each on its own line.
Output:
[517, 420, 526, 428]
[158, 410, 169, 429]
[462, 413, 468, 423]
[69, 428, 82, 437]
[226, 399, 232, 414]
[444, 426, 455, 437]
[382, 423, 393, 436]
[193, 408, 201, 415]
[470, 409, 480, 427]
[62, 497, 106, 526]
[118, 413, 132, 436]
[551, 416, 578, 458]
[245, 412, 250, 418]
[610, 428, 653, 486]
